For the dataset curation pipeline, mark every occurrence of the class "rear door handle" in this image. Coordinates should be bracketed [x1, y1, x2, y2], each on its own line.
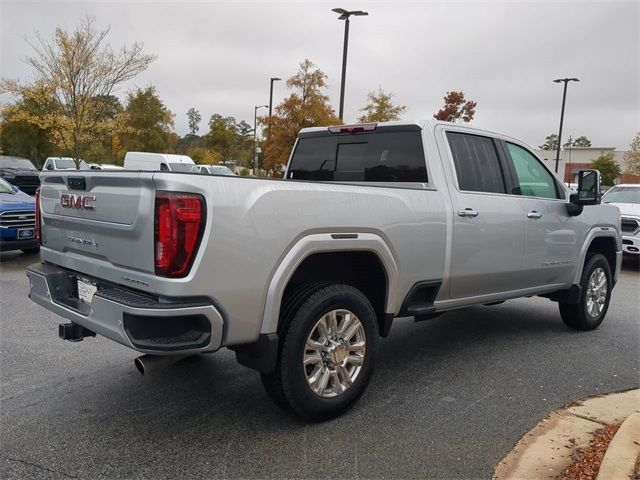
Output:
[458, 208, 479, 218]
[527, 211, 543, 219]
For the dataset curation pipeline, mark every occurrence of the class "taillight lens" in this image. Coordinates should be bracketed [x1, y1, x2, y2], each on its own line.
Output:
[35, 187, 42, 245]
[154, 192, 205, 278]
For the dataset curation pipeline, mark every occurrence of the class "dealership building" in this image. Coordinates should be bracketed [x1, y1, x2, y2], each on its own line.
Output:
[533, 147, 637, 184]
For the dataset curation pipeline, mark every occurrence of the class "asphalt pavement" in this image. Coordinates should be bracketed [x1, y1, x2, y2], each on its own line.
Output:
[1, 252, 638, 480]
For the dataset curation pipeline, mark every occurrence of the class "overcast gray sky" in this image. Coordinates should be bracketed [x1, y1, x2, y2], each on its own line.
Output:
[1, 0, 638, 149]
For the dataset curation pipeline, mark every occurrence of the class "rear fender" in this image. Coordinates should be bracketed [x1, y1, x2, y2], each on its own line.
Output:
[259, 232, 399, 334]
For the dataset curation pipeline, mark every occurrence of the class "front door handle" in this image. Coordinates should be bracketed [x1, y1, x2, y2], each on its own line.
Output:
[527, 210, 543, 219]
[458, 208, 479, 218]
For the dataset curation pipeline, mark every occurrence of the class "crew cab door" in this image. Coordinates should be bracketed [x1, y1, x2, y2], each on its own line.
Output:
[500, 141, 581, 287]
[439, 129, 526, 299]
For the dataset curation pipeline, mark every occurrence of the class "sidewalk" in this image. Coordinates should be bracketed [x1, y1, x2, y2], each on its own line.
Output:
[494, 389, 640, 480]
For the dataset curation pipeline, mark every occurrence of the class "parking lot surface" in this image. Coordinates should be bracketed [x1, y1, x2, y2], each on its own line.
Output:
[1, 252, 638, 479]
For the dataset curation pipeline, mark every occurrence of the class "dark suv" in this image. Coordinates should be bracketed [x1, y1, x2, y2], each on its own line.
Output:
[0, 156, 41, 196]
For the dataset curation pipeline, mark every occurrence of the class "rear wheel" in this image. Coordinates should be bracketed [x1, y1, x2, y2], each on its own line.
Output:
[261, 283, 378, 421]
[559, 253, 612, 331]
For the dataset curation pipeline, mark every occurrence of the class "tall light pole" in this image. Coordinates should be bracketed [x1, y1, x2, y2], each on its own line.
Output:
[269, 77, 281, 117]
[332, 8, 368, 121]
[254, 105, 268, 171]
[553, 77, 579, 174]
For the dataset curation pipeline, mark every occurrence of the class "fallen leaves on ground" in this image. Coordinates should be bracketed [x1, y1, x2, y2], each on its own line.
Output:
[557, 423, 621, 480]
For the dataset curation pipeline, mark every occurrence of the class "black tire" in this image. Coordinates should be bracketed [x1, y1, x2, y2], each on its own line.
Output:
[261, 281, 331, 413]
[21, 247, 40, 254]
[559, 253, 612, 331]
[261, 283, 378, 422]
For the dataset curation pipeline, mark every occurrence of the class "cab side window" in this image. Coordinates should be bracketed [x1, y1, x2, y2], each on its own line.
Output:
[447, 132, 506, 194]
[506, 143, 559, 199]
[160, 163, 169, 171]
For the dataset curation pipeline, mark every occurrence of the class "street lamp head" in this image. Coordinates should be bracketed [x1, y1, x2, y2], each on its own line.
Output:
[271, 77, 281, 82]
[332, 7, 368, 20]
[553, 77, 580, 83]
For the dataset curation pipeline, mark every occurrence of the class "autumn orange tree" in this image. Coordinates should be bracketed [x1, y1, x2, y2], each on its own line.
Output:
[1, 17, 155, 168]
[433, 91, 477, 123]
[261, 59, 340, 174]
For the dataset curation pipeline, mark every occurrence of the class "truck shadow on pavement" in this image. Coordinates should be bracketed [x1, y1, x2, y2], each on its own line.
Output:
[28, 302, 596, 431]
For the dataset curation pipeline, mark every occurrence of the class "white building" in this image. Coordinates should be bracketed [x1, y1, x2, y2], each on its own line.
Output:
[533, 147, 628, 182]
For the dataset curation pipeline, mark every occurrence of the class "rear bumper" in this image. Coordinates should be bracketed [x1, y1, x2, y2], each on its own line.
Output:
[0, 238, 39, 252]
[26, 263, 224, 355]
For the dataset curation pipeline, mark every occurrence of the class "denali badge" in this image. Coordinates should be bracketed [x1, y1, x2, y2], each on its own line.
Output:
[60, 193, 96, 210]
[67, 236, 98, 247]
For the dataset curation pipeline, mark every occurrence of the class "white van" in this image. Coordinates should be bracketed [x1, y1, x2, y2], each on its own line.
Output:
[123, 152, 195, 172]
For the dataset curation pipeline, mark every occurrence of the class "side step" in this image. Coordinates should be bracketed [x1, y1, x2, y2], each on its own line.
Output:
[398, 280, 442, 322]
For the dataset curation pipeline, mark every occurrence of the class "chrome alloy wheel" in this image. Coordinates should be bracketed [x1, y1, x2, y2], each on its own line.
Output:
[303, 309, 366, 398]
[586, 267, 608, 318]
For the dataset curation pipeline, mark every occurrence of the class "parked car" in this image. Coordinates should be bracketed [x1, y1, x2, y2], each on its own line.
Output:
[26, 120, 621, 421]
[123, 152, 195, 172]
[192, 164, 236, 175]
[0, 155, 40, 196]
[0, 176, 39, 254]
[43, 157, 91, 171]
[602, 184, 640, 255]
[88, 163, 126, 171]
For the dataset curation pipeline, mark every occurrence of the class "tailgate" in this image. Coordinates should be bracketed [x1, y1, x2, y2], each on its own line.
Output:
[39, 171, 156, 276]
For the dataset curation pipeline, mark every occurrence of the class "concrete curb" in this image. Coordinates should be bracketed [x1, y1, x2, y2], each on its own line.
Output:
[494, 388, 640, 480]
[596, 412, 640, 480]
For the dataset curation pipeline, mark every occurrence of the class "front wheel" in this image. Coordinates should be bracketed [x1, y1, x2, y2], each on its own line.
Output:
[559, 253, 612, 331]
[261, 283, 378, 422]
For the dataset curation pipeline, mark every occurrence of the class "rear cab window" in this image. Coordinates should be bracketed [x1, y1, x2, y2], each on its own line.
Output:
[288, 126, 428, 183]
[446, 131, 507, 194]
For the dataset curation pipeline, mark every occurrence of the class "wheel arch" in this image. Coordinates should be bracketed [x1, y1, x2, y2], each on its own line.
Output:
[259, 233, 400, 337]
[574, 229, 621, 285]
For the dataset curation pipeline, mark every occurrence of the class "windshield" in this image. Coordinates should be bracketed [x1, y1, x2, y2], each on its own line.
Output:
[0, 157, 37, 170]
[0, 177, 15, 193]
[54, 159, 90, 170]
[210, 166, 234, 175]
[602, 186, 640, 205]
[168, 163, 195, 172]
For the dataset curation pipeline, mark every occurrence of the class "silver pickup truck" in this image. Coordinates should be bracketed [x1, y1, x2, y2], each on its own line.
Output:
[27, 120, 621, 421]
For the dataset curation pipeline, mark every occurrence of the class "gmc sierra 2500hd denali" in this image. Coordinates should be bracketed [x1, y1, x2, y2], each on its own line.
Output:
[27, 120, 621, 421]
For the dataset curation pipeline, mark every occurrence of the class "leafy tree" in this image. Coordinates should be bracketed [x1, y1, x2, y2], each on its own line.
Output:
[542, 134, 592, 150]
[119, 86, 175, 154]
[261, 59, 340, 174]
[187, 146, 221, 165]
[205, 114, 239, 160]
[1, 17, 154, 168]
[433, 91, 476, 123]
[201, 115, 254, 166]
[539, 134, 559, 151]
[187, 107, 201, 136]
[623, 131, 640, 176]
[590, 153, 621, 186]
[0, 89, 57, 166]
[567, 135, 592, 148]
[358, 88, 407, 122]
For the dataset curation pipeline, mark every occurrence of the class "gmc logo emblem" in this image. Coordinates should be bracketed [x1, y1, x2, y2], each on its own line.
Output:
[60, 193, 96, 211]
